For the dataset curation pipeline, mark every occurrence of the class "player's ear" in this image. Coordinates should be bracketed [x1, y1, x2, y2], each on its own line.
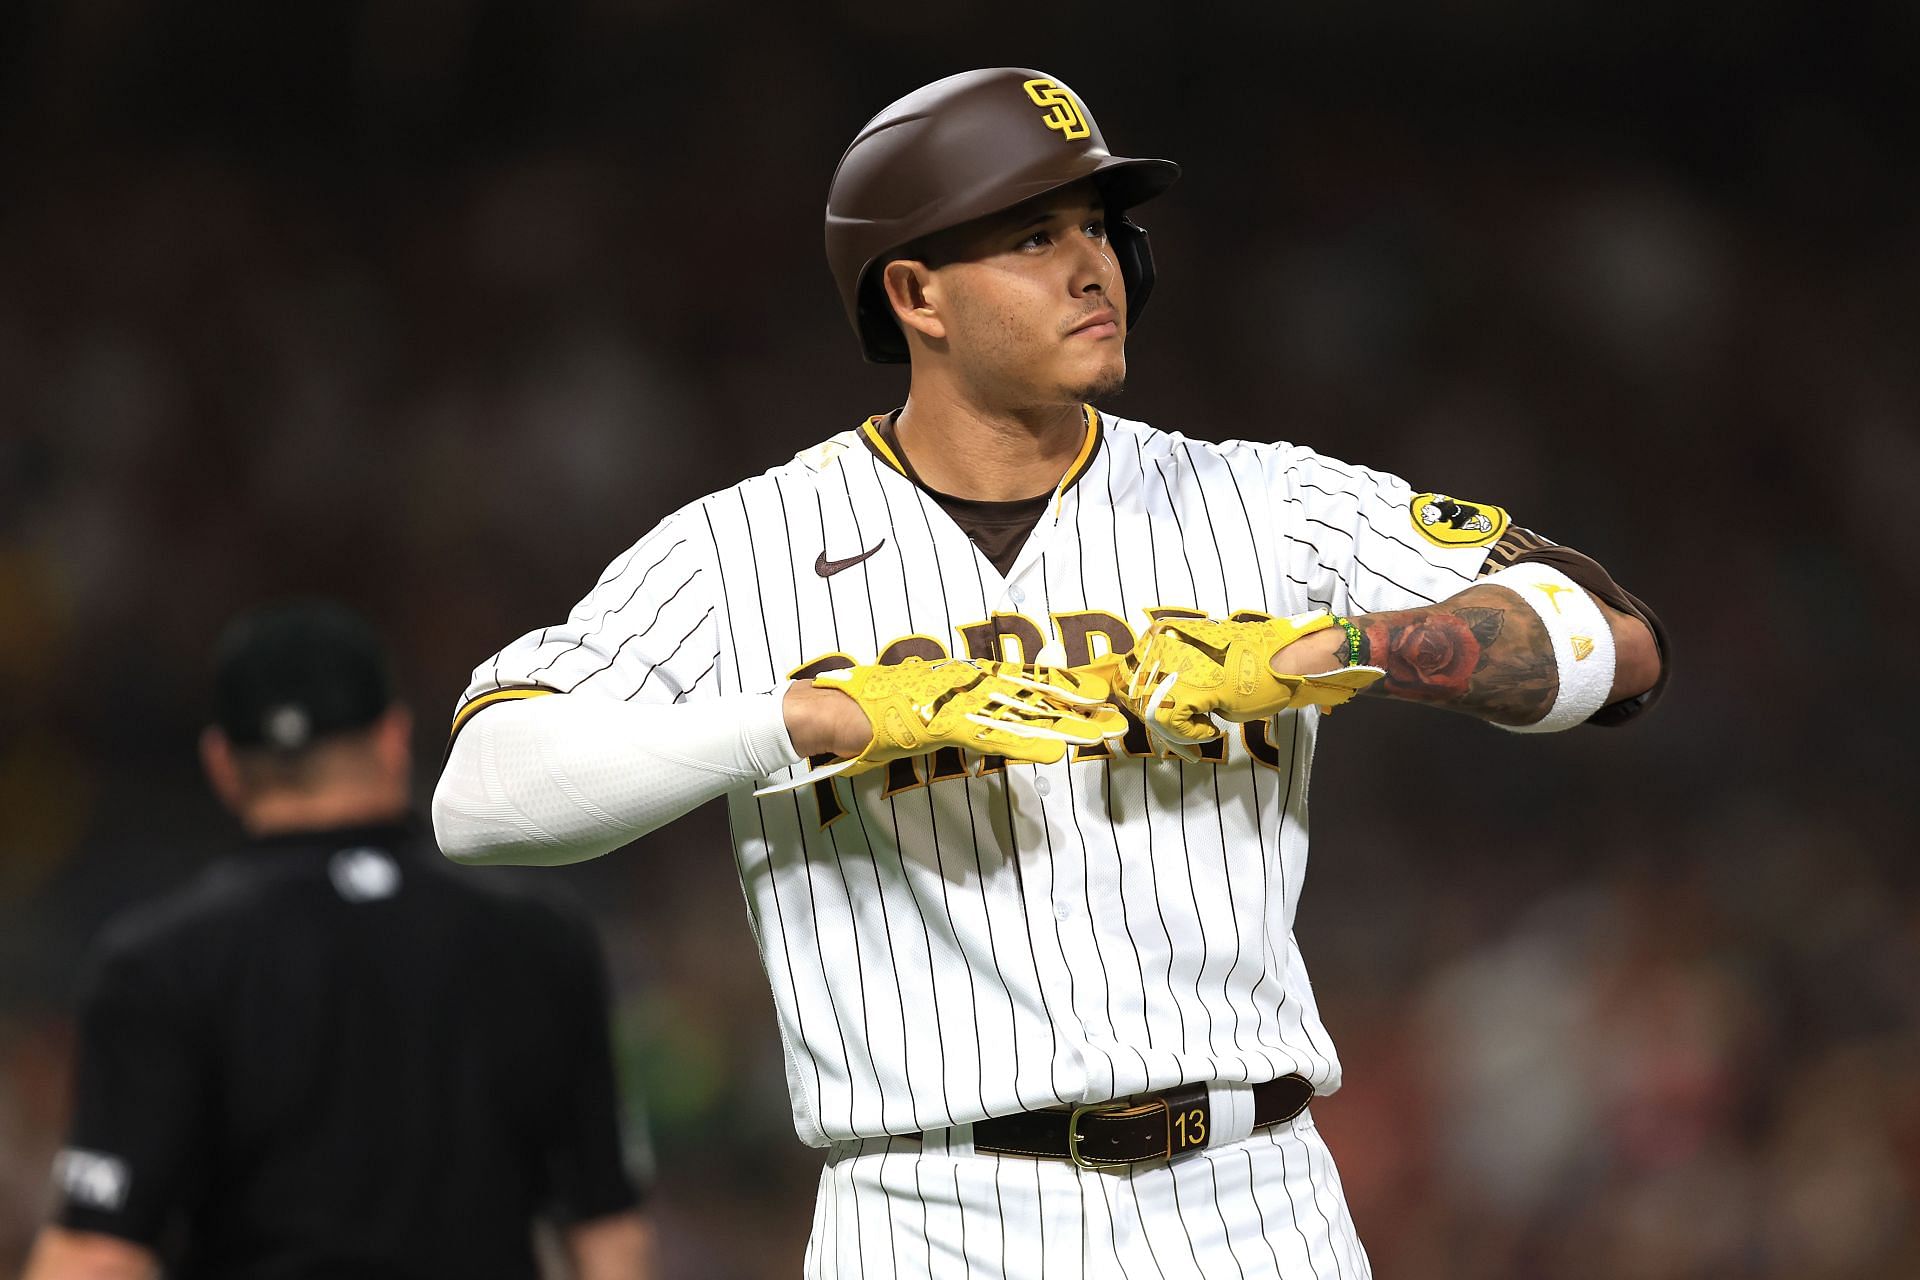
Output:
[880, 258, 948, 345]
[200, 726, 247, 816]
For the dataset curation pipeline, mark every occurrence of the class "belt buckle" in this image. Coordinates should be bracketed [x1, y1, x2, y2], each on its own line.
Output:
[1067, 1097, 1167, 1166]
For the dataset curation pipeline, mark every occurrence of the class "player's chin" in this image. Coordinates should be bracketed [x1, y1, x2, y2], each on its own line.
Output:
[1061, 351, 1127, 404]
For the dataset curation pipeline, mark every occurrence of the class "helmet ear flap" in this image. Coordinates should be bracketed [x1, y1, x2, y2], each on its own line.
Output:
[1108, 212, 1157, 334]
[855, 270, 911, 365]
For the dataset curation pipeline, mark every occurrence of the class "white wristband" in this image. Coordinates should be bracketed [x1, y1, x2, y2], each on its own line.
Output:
[1481, 563, 1615, 734]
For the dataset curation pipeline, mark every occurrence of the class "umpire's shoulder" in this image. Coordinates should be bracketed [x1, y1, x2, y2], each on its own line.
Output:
[76, 863, 257, 1005]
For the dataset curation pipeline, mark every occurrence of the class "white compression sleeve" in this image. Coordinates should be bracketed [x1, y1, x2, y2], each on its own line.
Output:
[432, 689, 803, 866]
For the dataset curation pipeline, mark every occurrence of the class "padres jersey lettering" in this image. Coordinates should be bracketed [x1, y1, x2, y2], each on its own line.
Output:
[459, 412, 1500, 1147]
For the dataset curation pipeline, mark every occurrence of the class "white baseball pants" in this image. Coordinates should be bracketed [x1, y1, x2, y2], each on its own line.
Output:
[804, 1110, 1371, 1279]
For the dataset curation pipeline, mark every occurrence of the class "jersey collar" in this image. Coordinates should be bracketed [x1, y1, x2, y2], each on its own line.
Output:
[857, 405, 1105, 516]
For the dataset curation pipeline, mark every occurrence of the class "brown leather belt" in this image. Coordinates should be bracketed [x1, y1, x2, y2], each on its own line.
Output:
[963, 1074, 1314, 1168]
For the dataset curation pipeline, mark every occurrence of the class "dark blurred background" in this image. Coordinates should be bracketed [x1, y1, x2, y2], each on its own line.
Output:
[3, 3, 1917, 1276]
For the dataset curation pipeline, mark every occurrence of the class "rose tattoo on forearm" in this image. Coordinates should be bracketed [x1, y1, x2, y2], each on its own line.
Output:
[1358, 586, 1558, 724]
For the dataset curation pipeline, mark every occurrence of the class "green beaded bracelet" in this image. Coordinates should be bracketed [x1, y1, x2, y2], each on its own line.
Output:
[1334, 616, 1365, 667]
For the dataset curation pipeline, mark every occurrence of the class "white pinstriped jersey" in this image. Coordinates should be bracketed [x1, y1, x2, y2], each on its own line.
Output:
[458, 409, 1498, 1148]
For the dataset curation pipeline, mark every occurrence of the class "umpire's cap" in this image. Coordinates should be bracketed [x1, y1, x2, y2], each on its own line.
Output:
[213, 600, 395, 752]
[826, 68, 1180, 364]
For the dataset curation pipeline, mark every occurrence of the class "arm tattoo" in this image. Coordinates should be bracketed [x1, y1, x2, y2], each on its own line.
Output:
[1356, 584, 1557, 725]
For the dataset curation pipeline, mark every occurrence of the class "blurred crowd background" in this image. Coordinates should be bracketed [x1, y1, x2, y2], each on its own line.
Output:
[3, 3, 1916, 1276]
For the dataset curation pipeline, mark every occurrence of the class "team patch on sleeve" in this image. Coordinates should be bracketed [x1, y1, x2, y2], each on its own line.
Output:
[1408, 493, 1510, 548]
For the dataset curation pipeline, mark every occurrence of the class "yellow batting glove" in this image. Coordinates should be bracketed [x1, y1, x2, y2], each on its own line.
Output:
[1112, 613, 1386, 759]
[756, 657, 1127, 795]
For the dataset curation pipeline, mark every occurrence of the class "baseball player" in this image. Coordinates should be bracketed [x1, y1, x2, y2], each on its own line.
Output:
[434, 69, 1667, 1278]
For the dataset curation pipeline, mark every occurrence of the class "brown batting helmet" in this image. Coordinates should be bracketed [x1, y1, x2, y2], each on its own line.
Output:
[826, 68, 1181, 364]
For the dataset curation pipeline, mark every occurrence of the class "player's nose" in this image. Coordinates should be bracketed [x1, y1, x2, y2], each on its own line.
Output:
[1068, 237, 1120, 306]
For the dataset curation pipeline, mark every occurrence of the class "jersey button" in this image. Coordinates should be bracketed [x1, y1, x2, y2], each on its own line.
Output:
[1008, 586, 1025, 606]
[1054, 900, 1073, 921]
[1034, 776, 1052, 797]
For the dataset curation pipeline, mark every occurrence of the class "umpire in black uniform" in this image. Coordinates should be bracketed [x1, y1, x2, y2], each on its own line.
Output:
[24, 601, 653, 1280]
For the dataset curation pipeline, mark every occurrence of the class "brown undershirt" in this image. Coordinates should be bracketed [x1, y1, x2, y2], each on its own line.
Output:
[868, 411, 1075, 577]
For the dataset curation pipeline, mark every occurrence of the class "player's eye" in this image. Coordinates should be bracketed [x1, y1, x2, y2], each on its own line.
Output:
[1018, 230, 1052, 251]
[1085, 218, 1107, 240]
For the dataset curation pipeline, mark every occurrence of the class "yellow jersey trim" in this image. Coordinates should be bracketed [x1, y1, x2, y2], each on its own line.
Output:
[860, 406, 1102, 510]
[860, 416, 909, 477]
[449, 686, 556, 743]
[1052, 405, 1102, 516]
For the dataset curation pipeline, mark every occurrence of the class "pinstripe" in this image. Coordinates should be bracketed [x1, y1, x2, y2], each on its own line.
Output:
[616, 607, 711, 701]
[1198, 1152, 1253, 1280]
[841, 463, 948, 1129]
[1151, 458, 1203, 607]
[1123, 1166, 1173, 1280]
[1089, 1166, 1140, 1280]
[531, 537, 687, 682]
[963, 535, 1070, 1108]
[911, 1150, 935, 1278]
[993, 1156, 1009, 1280]
[959, 763, 1029, 1103]
[1311, 1120, 1371, 1277]
[876, 460, 991, 1119]
[1062, 762, 1146, 1094]
[774, 474, 881, 1136]
[1162, 1158, 1211, 1280]
[844, 796, 915, 1132]
[561, 568, 701, 691]
[738, 485, 849, 1133]
[1240, 741, 1283, 1053]
[1070, 453, 1151, 1096]
[1295, 1124, 1348, 1280]
[1125, 434, 1191, 1064]
[878, 1142, 901, 1280]
[1097, 436, 1158, 1086]
[1208, 764, 1275, 1080]
[817, 810, 886, 1132]
[955, 1163, 974, 1280]
[826, 1155, 840, 1278]
[1234, 1143, 1289, 1280]
[669, 654, 717, 702]
[1301, 502, 1476, 584]
[1268, 1127, 1319, 1278]
[939, 489, 1033, 1108]
[1135, 755, 1189, 1058]
[1005, 779, 1075, 1105]
[1033, 1158, 1049, 1280]
[1169, 760, 1226, 1063]
[695, 501, 824, 1139]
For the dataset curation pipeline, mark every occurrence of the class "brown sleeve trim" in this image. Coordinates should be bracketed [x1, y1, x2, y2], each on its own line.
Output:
[1480, 531, 1670, 727]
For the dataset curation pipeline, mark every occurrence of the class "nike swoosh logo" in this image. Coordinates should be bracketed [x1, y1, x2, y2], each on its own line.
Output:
[815, 539, 887, 579]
